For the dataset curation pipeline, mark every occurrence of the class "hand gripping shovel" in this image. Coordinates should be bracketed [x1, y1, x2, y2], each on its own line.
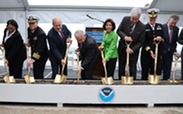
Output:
[0, 47, 16, 83]
[75, 51, 82, 83]
[24, 47, 35, 84]
[54, 42, 72, 83]
[168, 55, 180, 83]
[148, 41, 161, 84]
[121, 41, 133, 85]
[73, 51, 85, 84]
[100, 50, 114, 85]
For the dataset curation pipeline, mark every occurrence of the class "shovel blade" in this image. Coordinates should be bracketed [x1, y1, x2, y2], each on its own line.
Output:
[24, 75, 30, 83]
[29, 76, 35, 83]
[101, 76, 114, 85]
[121, 76, 134, 85]
[60, 75, 67, 83]
[148, 74, 161, 84]
[54, 74, 62, 83]
[107, 76, 114, 85]
[9, 76, 16, 83]
[3, 75, 9, 83]
[168, 79, 180, 84]
[101, 77, 108, 85]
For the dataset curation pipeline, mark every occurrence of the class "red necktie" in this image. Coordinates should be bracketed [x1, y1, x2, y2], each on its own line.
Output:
[59, 31, 64, 39]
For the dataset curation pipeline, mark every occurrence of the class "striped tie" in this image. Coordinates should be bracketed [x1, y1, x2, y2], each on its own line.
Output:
[130, 24, 134, 34]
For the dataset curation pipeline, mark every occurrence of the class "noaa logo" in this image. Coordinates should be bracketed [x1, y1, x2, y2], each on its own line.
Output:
[99, 87, 115, 103]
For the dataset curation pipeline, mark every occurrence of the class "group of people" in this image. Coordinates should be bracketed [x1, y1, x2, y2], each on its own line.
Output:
[117, 7, 182, 81]
[1, 7, 183, 81]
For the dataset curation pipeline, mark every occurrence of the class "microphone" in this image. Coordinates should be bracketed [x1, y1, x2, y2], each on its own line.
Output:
[86, 14, 104, 23]
[86, 14, 94, 20]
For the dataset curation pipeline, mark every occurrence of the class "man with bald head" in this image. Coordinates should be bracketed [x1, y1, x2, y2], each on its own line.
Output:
[47, 17, 72, 79]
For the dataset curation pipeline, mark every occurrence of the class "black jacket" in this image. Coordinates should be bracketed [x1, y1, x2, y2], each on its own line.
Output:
[142, 23, 164, 56]
[3, 28, 26, 63]
[79, 35, 100, 69]
[28, 26, 48, 61]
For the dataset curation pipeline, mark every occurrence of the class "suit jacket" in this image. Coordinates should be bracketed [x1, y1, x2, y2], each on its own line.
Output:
[2, 28, 26, 64]
[47, 24, 71, 62]
[161, 23, 179, 55]
[117, 16, 145, 52]
[178, 29, 183, 62]
[79, 35, 100, 69]
[101, 30, 118, 61]
[178, 29, 183, 45]
[143, 23, 164, 55]
[28, 26, 48, 61]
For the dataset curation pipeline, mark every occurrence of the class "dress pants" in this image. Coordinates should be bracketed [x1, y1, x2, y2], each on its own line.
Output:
[9, 61, 24, 78]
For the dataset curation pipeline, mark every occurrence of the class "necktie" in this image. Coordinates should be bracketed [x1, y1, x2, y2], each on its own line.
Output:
[59, 31, 64, 39]
[151, 24, 155, 31]
[169, 29, 173, 43]
[130, 24, 134, 34]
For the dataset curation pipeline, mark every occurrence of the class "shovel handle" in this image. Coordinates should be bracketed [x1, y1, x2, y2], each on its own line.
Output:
[125, 41, 131, 77]
[0, 47, 3, 52]
[100, 50, 108, 80]
[26, 47, 31, 76]
[67, 42, 72, 49]
[4, 63, 10, 76]
[125, 41, 132, 48]
[63, 42, 72, 61]
[61, 42, 72, 75]
[0, 47, 10, 76]
[0, 47, 6, 61]
[174, 56, 180, 60]
[26, 47, 30, 59]
[153, 39, 161, 45]
[172, 56, 179, 80]
[75, 51, 81, 82]
[153, 40, 160, 76]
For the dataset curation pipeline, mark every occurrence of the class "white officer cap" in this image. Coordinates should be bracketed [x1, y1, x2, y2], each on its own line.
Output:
[28, 16, 39, 23]
[147, 8, 160, 18]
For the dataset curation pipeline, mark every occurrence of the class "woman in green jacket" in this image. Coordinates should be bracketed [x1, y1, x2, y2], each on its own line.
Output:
[99, 18, 118, 77]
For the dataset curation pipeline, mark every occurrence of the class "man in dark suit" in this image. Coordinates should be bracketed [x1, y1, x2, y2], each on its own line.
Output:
[74, 30, 100, 80]
[178, 29, 183, 80]
[117, 7, 145, 80]
[47, 17, 72, 79]
[26, 16, 48, 79]
[162, 14, 180, 80]
[141, 8, 164, 80]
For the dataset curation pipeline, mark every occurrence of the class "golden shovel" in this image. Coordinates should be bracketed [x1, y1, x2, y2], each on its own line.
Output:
[100, 50, 114, 85]
[148, 41, 161, 84]
[121, 41, 133, 85]
[24, 47, 35, 83]
[73, 51, 85, 84]
[54, 42, 72, 83]
[0, 47, 16, 83]
[168, 55, 180, 83]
